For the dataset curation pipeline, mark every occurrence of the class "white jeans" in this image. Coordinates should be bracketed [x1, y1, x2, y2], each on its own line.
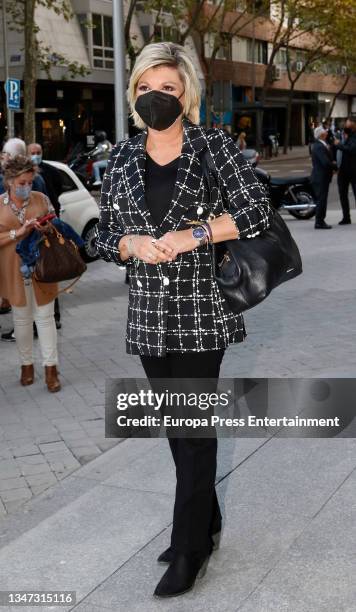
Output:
[12, 280, 58, 367]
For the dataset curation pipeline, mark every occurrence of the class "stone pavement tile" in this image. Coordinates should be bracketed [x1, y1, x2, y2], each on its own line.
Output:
[17, 461, 52, 477]
[0, 411, 22, 425]
[83, 510, 305, 612]
[0, 476, 28, 492]
[0, 476, 95, 547]
[70, 438, 160, 483]
[25, 472, 58, 496]
[215, 439, 356, 520]
[237, 469, 356, 612]
[1, 424, 34, 441]
[38, 441, 70, 454]
[0, 445, 12, 460]
[69, 445, 102, 465]
[0, 486, 32, 503]
[9, 444, 41, 458]
[33, 433, 63, 445]
[0, 484, 173, 607]
[102, 438, 267, 497]
[49, 419, 84, 432]
[0, 459, 21, 478]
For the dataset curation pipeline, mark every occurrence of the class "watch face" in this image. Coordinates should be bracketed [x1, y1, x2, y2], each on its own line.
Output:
[192, 227, 206, 240]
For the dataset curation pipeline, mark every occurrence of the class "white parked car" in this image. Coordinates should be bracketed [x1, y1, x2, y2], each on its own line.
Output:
[45, 160, 100, 262]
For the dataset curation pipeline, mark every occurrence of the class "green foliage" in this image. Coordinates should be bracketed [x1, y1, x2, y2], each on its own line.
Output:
[5, 0, 91, 80]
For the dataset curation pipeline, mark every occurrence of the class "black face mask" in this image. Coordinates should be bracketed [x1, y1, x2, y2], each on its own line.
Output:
[343, 127, 352, 135]
[135, 90, 184, 131]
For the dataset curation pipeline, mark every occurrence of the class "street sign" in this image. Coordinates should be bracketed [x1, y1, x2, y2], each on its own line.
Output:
[5, 78, 21, 110]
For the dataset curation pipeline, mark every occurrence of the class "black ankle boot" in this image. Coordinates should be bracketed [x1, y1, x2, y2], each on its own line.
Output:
[154, 552, 210, 598]
[157, 530, 221, 564]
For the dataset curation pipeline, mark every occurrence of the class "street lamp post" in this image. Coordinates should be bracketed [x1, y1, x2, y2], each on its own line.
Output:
[112, 0, 129, 142]
[2, 0, 13, 138]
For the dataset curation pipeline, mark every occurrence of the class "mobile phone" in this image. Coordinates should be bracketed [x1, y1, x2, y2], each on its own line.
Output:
[36, 213, 56, 225]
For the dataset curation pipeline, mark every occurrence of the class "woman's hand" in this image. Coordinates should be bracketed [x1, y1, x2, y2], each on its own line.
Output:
[158, 229, 198, 255]
[15, 218, 38, 239]
[119, 235, 176, 264]
[33, 221, 53, 234]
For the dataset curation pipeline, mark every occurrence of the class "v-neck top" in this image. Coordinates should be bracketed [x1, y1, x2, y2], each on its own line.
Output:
[144, 152, 180, 226]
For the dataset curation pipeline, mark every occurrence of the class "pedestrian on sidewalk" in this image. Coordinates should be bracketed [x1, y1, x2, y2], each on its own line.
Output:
[94, 41, 273, 599]
[27, 141, 63, 330]
[0, 138, 49, 342]
[334, 116, 356, 224]
[311, 126, 336, 229]
[0, 155, 61, 392]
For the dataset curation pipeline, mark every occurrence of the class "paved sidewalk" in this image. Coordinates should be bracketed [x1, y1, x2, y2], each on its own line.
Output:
[0, 436, 355, 611]
[1, 206, 356, 517]
[0, 197, 355, 609]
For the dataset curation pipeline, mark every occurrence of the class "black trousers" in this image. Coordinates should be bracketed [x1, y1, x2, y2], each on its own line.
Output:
[312, 180, 331, 224]
[337, 170, 356, 220]
[140, 349, 225, 557]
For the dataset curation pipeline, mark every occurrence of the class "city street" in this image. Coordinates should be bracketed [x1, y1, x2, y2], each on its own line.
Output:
[0, 156, 355, 611]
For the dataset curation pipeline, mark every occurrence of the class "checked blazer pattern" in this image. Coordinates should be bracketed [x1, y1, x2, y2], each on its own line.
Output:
[94, 117, 274, 356]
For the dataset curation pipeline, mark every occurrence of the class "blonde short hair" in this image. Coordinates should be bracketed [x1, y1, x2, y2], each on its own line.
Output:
[2, 155, 34, 190]
[127, 42, 201, 130]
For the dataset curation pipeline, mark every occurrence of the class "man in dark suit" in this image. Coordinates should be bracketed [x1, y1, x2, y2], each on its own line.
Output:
[311, 126, 336, 229]
[334, 117, 356, 224]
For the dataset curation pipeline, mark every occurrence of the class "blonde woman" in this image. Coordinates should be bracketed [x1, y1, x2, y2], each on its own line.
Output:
[95, 42, 272, 598]
[0, 156, 60, 392]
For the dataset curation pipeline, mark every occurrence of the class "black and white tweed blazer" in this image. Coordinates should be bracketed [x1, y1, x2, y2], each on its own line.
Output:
[94, 117, 273, 356]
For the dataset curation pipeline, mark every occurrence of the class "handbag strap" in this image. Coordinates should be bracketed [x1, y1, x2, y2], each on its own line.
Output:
[199, 147, 221, 274]
[34, 275, 83, 297]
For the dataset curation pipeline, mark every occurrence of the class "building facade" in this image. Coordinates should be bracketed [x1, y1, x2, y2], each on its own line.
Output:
[0, 0, 355, 157]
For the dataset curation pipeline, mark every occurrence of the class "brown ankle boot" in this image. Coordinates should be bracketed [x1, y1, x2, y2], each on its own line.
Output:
[21, 364, 34, 386]
[45, 365, 61, 393]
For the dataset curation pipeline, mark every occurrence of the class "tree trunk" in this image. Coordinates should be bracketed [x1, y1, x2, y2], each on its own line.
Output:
[205, 68, 214, 129]
[326, 74, 350, 121]
[283, 85, 295, 154]
[23, 0, 37, 144]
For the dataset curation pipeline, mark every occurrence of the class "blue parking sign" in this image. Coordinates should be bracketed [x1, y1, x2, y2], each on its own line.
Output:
[5, 78, 21, 110]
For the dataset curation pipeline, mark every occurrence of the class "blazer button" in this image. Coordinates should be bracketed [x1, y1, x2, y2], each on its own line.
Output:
[197, 205, 204, 216]
[137, 279, 143, 288]
[163, 276, 170, 286]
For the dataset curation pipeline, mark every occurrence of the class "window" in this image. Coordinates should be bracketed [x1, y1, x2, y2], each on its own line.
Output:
[216, 34, 232, 60]
[275, 47, 287, 67]
[92, 14, 114, 69]
[247, 39, 267, 64]
[56, 169, 78, 193]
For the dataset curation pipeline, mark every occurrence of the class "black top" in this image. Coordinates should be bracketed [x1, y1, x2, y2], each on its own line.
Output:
[145, 152, 180, 226]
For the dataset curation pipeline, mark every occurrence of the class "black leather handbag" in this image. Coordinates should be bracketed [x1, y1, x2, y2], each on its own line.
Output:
[200, 148, 303, 314]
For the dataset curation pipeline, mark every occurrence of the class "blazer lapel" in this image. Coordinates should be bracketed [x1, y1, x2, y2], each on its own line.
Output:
[159, 118, 207, 235]
[122, 129, 160, 233]
[122, 118, 208, 237]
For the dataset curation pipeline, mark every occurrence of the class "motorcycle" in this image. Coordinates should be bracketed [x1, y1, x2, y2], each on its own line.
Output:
[254, 167, 316, 219]
[68, 149, 108, 191]
[68, 131, 112, 191]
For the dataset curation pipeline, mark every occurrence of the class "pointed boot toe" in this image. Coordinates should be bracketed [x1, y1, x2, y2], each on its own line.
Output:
[154, 553, 210, 598]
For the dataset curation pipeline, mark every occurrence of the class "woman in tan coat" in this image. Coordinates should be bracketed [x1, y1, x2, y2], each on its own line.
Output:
[0, 155, 60, 392]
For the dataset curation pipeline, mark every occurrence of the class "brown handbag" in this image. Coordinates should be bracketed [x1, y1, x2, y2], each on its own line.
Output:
[34, 225, 87, 284]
